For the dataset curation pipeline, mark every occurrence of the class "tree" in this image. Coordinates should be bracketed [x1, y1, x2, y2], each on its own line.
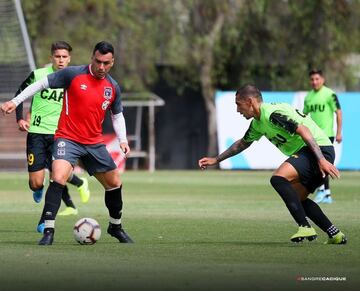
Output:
[21, 0, 360, 160]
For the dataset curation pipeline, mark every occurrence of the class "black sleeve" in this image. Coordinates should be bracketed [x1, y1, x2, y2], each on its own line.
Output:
[15, 71, 35, 122]
[332, 94, 341, 110]
[269, 112, 298, 135]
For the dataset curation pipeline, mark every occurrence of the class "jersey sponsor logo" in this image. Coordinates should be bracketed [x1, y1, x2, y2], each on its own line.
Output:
[57, 148, 65, 156]
[40, 89, 63, 102]
[102, 100, 110, 110]
[80, 84, 87, 90]
[104, 87, 112, 99]
[305, 104, 325, 112]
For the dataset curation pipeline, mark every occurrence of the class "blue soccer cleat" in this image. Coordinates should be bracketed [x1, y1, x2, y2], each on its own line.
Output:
[314, 189, 326, 203]
[322, 195, 333, 204]
[33, 188, 44, 203]
[37, 223, 45, 234]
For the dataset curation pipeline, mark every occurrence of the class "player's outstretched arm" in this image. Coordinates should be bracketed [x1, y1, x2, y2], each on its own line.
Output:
[1, 78, 48, 116]
[198, 138, 252, 170]
[296, 124, 340, 179]
[1, 101, 17, 115]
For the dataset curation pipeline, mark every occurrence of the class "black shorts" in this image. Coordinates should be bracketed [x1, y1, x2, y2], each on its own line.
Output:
[26, 133, 54, 172]
[53, 138, 117, 176]
[286, 146, 335, 193]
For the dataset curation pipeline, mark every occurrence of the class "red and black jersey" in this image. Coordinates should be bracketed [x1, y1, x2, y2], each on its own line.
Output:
[47, 65, 122, 144]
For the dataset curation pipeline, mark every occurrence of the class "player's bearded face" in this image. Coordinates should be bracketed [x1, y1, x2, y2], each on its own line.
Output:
[91, 51, 114, 79]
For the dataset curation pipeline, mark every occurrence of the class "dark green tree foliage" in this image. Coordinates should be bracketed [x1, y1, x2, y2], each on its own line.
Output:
[21, 0, 360, 155]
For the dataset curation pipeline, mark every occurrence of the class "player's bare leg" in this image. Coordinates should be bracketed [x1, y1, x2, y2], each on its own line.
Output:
[29, 169, 46, 203]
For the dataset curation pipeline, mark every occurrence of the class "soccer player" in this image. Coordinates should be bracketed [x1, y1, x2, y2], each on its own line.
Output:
[14, 41, 90, 234]
[303, 69, 342, 204]
[1, 41, 133, 245]
[198, 84, 347, 244]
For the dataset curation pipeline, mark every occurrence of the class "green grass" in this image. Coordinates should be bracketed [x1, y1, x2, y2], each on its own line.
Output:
[0, 170, 359, 291]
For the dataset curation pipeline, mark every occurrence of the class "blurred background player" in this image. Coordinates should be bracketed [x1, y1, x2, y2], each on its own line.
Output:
[303, 69, 342, 204]
[199, 84, 346, 245]
[14, 41, 90, 233]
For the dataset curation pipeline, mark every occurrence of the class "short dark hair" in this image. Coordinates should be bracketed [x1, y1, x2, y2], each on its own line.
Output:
[235, 84, 263, 101]
[309, 68, 323, 77]
[51, 41, 72, 55]
[93, 41, 114, 56]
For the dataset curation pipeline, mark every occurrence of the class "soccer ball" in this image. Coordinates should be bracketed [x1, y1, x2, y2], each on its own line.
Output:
[73, 218, 101, 245]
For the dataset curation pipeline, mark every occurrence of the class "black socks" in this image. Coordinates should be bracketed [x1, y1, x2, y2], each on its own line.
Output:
[68, 174, 83, 187]
[270, 176, 310, 227]
[105, 186, 123, 220]
[301, 198, 339, 237]
[43, 181, 64, 221]
[62, 185, 76, 208]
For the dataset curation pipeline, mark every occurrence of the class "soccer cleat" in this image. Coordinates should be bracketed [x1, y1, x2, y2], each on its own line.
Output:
[37, 223, 45, 234]
[38, 228, 54, 245]
[77, 178, 90, 203]
[33, 188, 44, 203]
[322, 196, 333, 204]
[290, 226, 317, 243]
[314, 189, 326, 203]
[324, 231, 347, 245]
[107, 223, 134, 243]
[58, 207, 78, 216]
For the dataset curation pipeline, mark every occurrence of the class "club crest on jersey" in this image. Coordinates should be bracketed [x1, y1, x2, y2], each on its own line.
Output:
[104, 87, 112, 99]
[102, 100, 110, 110]
[58, 141, 66, 148]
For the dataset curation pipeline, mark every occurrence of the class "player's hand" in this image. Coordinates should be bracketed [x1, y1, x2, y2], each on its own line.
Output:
[18, 119, 30, 131]
[318, 158, 340, 179]
[1, 101, 16, 115]
[120, 142, 130, 158]
[336, 133, 342, 143]
[198, 157, 217, 170]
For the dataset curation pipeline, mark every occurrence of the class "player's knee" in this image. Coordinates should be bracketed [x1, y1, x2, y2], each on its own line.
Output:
[106, 180, 121, 189]
[29, 179, 43, 191]
[104, 172, 121, 189]
[51, 172, 70, 185]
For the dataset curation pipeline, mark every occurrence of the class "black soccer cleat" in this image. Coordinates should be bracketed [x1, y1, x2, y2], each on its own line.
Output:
[107, 223, 134, 243]
[38, 228, 54, 246]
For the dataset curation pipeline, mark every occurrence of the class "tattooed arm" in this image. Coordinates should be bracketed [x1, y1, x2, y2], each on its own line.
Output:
[198, 138, 252, 169]
[296, 125, 340, 179]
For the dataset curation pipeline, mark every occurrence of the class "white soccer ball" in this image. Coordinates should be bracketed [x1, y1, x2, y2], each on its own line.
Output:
[73, 218, 101, 245]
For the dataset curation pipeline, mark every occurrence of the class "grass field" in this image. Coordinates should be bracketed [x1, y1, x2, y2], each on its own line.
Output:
[0, 170, 359, 291]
